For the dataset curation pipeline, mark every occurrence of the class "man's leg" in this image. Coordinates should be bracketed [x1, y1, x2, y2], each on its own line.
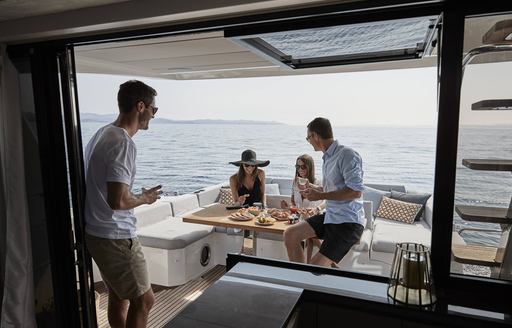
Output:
[126, 288, 155, 328]
[284, 221, 316, 263]
[310, 251, 335, 267]
[313, 223, 364, 268]
[106, 284, 129, 328]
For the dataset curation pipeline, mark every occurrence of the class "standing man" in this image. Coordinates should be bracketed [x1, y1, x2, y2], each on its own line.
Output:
[284, 117, 364, 267]
[84, 80, 162, 328]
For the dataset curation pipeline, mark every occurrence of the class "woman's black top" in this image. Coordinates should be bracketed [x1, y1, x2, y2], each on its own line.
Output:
[237, 175, 262, 206]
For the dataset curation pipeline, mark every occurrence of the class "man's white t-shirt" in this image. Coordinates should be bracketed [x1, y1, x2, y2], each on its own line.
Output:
[84, 124, 138, 239]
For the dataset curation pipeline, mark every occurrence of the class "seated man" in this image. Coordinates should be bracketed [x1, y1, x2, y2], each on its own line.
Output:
[283, 117, 364, 267]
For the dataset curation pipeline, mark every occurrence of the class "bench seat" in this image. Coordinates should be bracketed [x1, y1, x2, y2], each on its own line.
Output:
[138, 219, 213, 250]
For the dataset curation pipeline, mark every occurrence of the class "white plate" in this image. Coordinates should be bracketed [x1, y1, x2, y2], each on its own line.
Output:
[254, 219, 276, 226]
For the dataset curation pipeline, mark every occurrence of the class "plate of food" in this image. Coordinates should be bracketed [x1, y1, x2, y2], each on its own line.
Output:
[254, 216, 276, 226]
[247, 206, 261, 216]
[228, 208, 254, 221]
[268, 209, 291, 221]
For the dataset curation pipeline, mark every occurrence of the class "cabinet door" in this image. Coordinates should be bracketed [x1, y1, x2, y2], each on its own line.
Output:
[403, 320, 448, 328]
[317, 304, 399, 328]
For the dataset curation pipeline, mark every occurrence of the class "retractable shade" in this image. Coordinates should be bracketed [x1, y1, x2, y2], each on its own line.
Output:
[230, 16, 439, 69]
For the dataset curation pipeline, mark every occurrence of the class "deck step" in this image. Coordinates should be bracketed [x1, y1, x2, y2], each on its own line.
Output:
[452, 244, 500, 267]
[462, 159, 512, 171]
[455, 205, 511, 224]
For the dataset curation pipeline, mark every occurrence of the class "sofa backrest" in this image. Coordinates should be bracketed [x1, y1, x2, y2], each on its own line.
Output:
[269, 178, 293, 196]
[423, 196, 434, 228]
[363, 200, 373, 230]
[134, 201, 173, 229]
[266, 195, 289, 209]
[161, 194, 200, 217]
[195, 183, 224, 207]
[365, 183, 406, 193]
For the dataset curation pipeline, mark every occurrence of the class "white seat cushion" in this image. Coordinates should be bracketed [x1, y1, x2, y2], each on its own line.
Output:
[138, 218, 213, 250]
[371, 217, 431, 253]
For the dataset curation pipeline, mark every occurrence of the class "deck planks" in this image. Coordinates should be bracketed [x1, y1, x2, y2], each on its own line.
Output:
[94, 265, 226, 328]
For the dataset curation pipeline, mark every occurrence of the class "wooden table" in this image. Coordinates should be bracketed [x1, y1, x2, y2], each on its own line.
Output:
[183, 203, 292, 256]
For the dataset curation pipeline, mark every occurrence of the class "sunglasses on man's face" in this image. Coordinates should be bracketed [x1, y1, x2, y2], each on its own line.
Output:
[141, 101, 158, 115]
[295, 164, 308, 170]
[147, 105, 158, 115]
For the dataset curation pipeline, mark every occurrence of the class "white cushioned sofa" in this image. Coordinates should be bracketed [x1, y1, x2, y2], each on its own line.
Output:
[256, 182, 436, 278]
[91, 179, 438, 285]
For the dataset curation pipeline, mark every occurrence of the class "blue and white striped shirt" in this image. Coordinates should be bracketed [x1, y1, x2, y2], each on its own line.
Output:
[322, 140, 365, 226]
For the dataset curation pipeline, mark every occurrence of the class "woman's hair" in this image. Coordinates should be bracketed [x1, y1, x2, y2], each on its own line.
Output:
[236, 165, 259, 187]
[296, 154, 315, 184]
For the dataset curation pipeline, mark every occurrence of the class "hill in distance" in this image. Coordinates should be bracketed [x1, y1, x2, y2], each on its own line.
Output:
[80, 112, 283, 125]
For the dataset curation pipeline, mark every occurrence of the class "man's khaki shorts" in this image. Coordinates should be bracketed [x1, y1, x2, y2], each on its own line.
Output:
[86, 233, 150, 300]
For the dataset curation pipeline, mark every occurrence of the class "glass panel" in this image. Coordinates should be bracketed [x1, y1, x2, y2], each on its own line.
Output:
[259, 16, 436, 59]
[451, 13, 512, 281]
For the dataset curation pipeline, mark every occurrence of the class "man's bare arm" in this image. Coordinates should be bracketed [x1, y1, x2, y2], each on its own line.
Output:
[107, 182, 162, 210]
[301, 186, 361, 202]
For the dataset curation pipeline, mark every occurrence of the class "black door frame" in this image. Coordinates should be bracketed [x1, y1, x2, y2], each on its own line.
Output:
[7, 0, 512, 325]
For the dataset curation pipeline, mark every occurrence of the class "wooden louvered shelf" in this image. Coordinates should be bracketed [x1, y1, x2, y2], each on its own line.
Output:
[455, 205, 511, 224]
[462, 159, 512, 171]
[471, 99, 512, 111]
[452, 244, 501, 267]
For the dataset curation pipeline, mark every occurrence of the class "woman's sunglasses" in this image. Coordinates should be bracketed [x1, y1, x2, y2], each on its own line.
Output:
[243, 164, 256, 168]
[295, 164, 308, 170]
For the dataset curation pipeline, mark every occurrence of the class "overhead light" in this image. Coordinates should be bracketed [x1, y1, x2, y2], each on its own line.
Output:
[160, 65, 279, 75]
[483, 19, 512, 44]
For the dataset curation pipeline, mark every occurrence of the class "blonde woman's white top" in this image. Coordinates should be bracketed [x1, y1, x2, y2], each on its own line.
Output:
[292, 178, 324, 209]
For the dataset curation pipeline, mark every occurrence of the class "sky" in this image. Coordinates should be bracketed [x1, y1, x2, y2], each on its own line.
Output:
[76, 62, 512, 127]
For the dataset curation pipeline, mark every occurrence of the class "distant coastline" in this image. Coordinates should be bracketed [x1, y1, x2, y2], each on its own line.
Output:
[80, 112, 284, 125]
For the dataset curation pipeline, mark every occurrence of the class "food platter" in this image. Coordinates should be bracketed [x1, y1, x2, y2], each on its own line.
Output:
[228, 208, 255, 221]
[267, 208, 291, 221]
[254, 217, 276, 226]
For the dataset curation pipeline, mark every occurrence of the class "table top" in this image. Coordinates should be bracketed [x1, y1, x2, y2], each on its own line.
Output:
[182, 203, 294, 234]
[165, 273, 303, 328]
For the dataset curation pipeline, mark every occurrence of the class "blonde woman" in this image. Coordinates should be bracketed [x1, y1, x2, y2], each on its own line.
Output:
[281, 154, 324, 263]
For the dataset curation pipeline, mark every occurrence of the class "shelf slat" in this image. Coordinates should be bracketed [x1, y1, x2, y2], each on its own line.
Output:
[452, 244, 500, 266]
[455, 205, 511, 224]
[462, 159, 512, 171]
[471, 99, 512, 111]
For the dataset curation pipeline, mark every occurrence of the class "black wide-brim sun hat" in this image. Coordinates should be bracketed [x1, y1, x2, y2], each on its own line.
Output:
[229, 149, 270, 167]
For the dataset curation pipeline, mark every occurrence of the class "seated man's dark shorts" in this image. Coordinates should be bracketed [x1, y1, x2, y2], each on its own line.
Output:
[306, 213, 364, 263]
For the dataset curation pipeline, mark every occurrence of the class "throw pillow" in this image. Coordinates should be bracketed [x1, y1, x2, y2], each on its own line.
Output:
[219, 188, 235, 205]
[375, 196, 422, 224]
[390, 190, 431, 221]
[265, 183, 280, 195]
[362, 186, 391, 215]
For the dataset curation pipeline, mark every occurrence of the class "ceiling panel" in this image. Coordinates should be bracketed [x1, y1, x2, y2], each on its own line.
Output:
[121, 52, 272, 70]
[77, 36, 244, 62]
[0, 0, 129, 22]
[75, 14, 512, 80]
